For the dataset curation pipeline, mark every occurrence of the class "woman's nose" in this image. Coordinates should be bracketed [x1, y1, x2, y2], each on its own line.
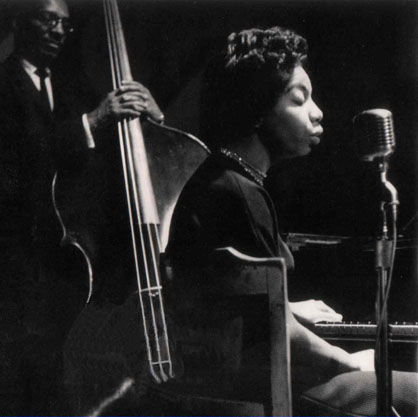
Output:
[310, 100, 323, 123]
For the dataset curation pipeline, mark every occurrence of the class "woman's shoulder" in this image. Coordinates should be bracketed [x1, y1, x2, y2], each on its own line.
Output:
[192, 154, 263, 192]
[175, 154, 269, 219]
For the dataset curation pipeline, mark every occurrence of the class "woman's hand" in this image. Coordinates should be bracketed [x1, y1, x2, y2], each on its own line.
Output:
[348, 349, 375, 372]
[87, 81, 164, 132]
[290, 299, 343, 326]
[326, 347, 375, 377]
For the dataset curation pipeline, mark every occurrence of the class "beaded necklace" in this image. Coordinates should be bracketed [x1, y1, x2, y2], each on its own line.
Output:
[220, 147, 267, 186]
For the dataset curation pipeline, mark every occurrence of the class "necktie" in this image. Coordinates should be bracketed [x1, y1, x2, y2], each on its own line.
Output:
[35, 67, 51, 113]
[34, 68, 52, 157]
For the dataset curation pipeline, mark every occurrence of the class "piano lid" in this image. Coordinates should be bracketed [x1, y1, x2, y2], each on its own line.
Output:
[285, 233, 418, 252]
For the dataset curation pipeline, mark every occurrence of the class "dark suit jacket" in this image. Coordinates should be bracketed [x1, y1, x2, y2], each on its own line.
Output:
[0, 56, 104, 414]
[0, 55, 90, 242]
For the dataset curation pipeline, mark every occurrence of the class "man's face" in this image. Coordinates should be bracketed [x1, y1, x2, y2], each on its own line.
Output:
[260, 65, 324, 160]
[17, 0, 70, 65]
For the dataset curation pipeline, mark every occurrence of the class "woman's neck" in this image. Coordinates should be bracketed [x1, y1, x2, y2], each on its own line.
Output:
[226, 134, 271, 175]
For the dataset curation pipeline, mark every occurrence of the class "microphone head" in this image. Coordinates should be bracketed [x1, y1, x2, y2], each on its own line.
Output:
[353, 108, 395, 162]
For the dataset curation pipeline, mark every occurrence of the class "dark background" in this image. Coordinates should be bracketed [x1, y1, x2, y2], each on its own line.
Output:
[1, 0, 417, 321]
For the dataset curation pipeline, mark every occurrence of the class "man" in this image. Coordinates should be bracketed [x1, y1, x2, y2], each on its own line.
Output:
[0, 0, 163, 413]
[0, 0, 162, 247]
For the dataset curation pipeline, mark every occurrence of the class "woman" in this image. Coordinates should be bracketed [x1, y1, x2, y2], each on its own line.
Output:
[166, 26, 417, 415]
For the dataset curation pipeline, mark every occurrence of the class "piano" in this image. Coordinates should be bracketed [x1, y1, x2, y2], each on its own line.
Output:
[285, 233, 418, 371]
[285, 233, 418, 323]
[314, 321, 418, 343]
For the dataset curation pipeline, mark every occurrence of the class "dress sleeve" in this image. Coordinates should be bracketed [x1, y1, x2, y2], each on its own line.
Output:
[167, 168, 280, 274]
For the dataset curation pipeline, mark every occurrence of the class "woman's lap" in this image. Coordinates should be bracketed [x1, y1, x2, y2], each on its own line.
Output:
[297, 370, 418, 416]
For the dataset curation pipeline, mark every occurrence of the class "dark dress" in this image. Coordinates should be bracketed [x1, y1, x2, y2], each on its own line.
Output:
[166, 152, 418, 416]
[167, 151, 294, 268]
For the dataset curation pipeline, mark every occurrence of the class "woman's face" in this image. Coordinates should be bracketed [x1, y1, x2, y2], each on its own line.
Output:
[260, 65, 323, 160]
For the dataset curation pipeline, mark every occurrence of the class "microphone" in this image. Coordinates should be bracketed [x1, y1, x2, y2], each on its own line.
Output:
[354, 108, 399, 222]
[353, 109, 395, 162]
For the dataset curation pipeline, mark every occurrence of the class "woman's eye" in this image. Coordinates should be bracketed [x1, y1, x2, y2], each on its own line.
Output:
[290, 92, 305, 105]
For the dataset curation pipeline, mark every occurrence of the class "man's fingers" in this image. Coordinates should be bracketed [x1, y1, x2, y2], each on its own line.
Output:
[121, 79, 148, 88]
[118, 101, 149, 115]
[97, 82, 162, 125]
[119, 95, 149, 106]
[115, 109, 143, 119]
[118, 92, 149, 102]
[117, 82, 149, 95]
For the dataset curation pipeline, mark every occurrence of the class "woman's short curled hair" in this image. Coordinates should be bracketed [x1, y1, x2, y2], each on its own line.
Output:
[201, 26, 308, 148]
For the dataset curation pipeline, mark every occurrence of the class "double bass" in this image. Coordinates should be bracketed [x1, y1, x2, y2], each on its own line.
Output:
[102, 0, 173, 383]
[55, 0, 209, 410]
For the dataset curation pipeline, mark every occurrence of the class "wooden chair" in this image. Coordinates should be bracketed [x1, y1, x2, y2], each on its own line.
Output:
[149, 247, 292, 416]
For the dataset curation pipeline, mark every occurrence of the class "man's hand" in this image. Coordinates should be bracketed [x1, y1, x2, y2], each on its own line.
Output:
[290, 299, 343, 325]
[87, 81, 164, 132]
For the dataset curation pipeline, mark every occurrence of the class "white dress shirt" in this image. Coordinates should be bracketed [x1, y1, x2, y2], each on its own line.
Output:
[21, 58, 54, 110]
[20, 58, 95, 148]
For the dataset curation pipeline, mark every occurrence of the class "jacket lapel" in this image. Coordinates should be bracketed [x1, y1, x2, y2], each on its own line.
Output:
[10, 58, 53, 121]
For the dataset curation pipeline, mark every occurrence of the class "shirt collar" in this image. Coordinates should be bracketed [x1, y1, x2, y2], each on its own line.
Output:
[20, 58, 51, 77]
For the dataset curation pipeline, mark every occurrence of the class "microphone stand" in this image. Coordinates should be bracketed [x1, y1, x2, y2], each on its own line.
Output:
[375, 158, 398, 416]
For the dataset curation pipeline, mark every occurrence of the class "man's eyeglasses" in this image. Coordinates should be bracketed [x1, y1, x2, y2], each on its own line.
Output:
[34, 11, 74, 34]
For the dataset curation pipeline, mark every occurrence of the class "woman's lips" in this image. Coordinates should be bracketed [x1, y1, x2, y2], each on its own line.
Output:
[310, 128, 323, 145]
[310, 135, 321, 145]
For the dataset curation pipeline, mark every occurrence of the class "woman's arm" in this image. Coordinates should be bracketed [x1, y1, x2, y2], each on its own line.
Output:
[288, 301, 373, 383]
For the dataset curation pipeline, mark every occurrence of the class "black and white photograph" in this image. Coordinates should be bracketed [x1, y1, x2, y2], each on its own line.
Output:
[0, 0, 417, 415]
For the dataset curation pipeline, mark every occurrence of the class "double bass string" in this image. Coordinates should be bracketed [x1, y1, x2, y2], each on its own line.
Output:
[106, 0, 171, 382]
[104, 0, 155, 376]
[103, 0, 173, 383]
[105, 0, 163, 380]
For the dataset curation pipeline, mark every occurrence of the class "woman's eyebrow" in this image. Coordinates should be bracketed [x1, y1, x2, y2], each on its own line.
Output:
[286, 83, 310, 96]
